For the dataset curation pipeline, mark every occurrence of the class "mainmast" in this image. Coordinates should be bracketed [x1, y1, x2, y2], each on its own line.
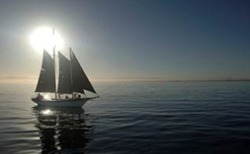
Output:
[69, 48, 74, 98]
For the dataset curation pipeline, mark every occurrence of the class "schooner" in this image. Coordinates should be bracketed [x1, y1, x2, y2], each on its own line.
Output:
[31, 48, 98, 107]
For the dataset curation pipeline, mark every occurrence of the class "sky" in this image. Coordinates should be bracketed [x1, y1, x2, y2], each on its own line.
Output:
[0, 0, 250, 83]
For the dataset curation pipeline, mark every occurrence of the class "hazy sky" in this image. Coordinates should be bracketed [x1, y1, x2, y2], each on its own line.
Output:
[0, 0, 250, 82]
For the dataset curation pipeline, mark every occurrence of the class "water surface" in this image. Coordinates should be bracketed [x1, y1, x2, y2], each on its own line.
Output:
[0, 81, 250, 153]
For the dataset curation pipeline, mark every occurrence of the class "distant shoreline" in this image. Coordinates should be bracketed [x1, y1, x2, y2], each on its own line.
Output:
[1, 76, 250, 84]
[90, 79, 250, 83]
[163, 79, 250, 82]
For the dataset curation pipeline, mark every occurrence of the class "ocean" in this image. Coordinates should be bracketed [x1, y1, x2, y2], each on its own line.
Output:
[0, 81, 250, 154]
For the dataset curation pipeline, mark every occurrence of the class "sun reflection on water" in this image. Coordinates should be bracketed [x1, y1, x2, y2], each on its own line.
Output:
[41, 109, 52, 115]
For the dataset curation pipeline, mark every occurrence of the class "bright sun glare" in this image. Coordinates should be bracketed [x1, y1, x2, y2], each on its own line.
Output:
[44, 94, 51, 100]
[29, 26, 64, 53]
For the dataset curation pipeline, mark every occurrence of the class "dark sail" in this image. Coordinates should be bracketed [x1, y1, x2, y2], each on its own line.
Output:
[70, 48, 96, 94]
[35, 50, 56, 92]
[58, 52, 72, 94]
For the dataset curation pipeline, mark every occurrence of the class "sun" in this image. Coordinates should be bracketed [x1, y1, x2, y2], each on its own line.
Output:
[29, 26, 64, 53]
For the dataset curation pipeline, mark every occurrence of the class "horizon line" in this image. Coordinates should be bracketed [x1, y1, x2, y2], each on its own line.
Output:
[1, 75, 250, 84]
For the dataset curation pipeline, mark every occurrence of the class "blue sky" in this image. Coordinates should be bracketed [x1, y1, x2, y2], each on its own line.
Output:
[0, 0, 250, 82]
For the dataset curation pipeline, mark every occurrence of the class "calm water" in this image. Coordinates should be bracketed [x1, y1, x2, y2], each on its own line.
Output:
[0, 81, 250, 154]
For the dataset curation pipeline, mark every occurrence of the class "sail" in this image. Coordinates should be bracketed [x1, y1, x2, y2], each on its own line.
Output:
[57, 52, 72, 94]
[70, 48, 96, 94]
[35, 50, 56, 92]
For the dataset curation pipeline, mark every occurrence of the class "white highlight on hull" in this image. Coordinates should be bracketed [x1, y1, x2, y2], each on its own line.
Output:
[32, 98, 95, 107]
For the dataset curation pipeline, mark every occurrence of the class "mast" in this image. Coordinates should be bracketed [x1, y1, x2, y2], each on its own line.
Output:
[69, 48, 74, 98]
[53, 27, 57, 99]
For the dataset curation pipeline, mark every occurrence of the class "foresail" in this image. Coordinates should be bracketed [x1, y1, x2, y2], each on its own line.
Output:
[58, 52, 72, 94]
[35, 50, 56, 92]
[70, 48, 96, 94]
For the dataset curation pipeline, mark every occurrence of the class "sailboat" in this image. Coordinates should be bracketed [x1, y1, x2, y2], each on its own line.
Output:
[31, 48, 98, 107]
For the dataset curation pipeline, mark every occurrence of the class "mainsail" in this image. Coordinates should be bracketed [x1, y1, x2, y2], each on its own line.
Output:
[58, 52, 72, 94]
[35, 50, 56, 92]
[70, 48, 96, 94]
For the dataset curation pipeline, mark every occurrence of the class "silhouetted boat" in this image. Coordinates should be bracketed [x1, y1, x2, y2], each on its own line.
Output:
[31, 48, 98, 107]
